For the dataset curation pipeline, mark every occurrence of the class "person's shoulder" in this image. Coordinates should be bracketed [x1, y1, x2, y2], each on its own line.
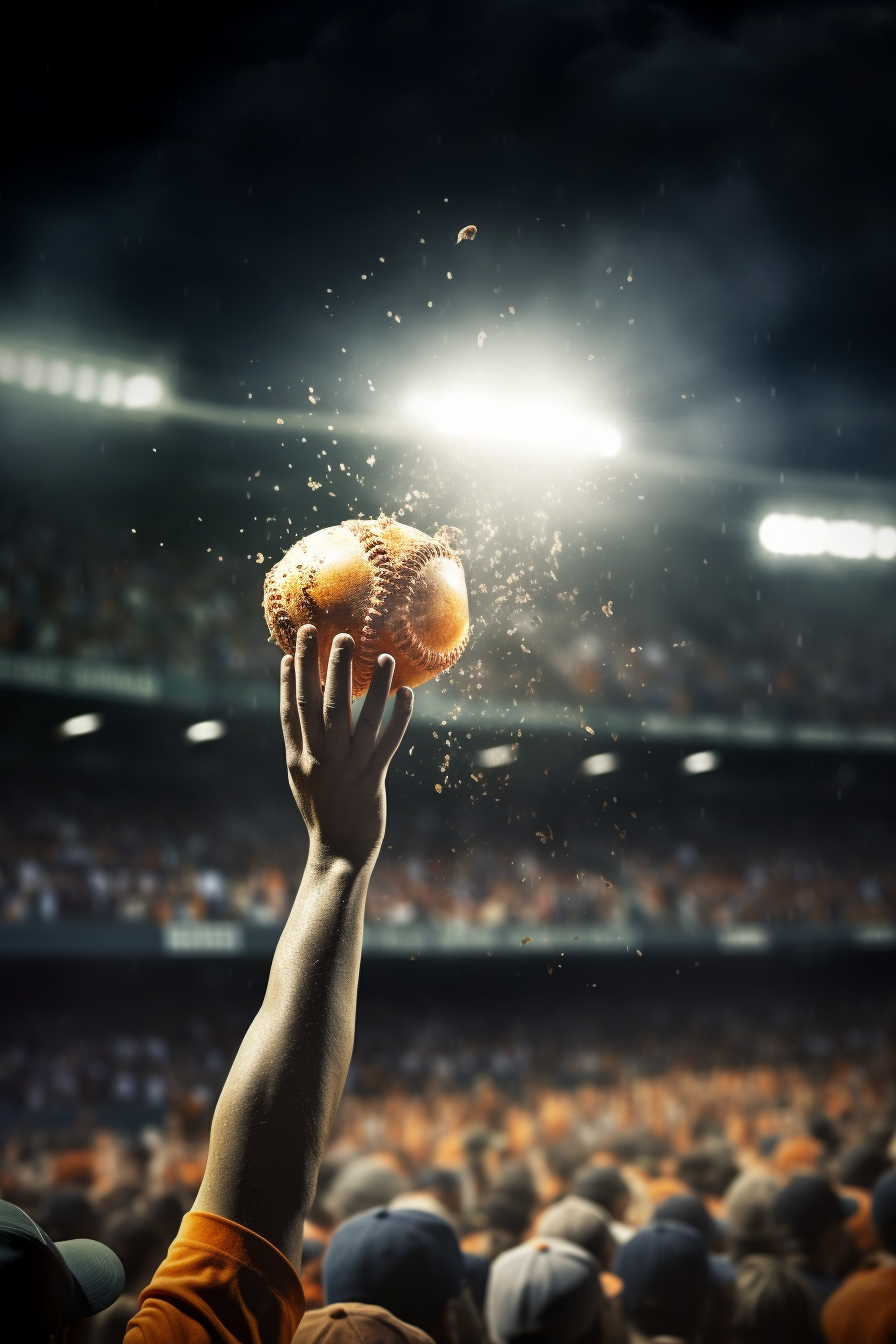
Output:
[822, 1264, 896, 1338]
[125, 1211, 305, 1344]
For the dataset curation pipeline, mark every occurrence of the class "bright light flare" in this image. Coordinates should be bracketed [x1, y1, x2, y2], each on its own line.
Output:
[58, 712, 103, 739]
[185, 720, 227, 744]
[47, 360, 72, 395]
[476, 743, 517, 768]
[579, 751, 621, 776]
[407, 391, 621, 457]
[0, 341, 165, 412]
[123, 374, 164, 408]
[759, 513, 896, 561]
[681, 750, 720, 775]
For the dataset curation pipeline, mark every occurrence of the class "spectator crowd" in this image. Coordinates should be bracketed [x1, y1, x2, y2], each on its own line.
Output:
[2, 790, 893, 931]
[2, 517, 896, 728]
[2, 985, 895, 1341]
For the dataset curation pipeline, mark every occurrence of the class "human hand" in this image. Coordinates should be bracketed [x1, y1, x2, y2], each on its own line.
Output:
[280, 625, 413, 868]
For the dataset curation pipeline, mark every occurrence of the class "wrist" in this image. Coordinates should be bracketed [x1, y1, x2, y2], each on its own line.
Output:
[305, 835, 380, 877]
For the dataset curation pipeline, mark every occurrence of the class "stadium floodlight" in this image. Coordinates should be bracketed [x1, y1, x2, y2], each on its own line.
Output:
[476, 743, 517, 768]
[759, 513, 896, 561]
[578, 751, 621, 776]
[21, 355, 44, 391]
[0, 337, 166, 414]
[123, 373, 164, 408]
[47, 360, 72, 396]
[406, 391, 621, 458]
[73, 366, 98, 401]
[58, 712, 103, 739]
[185, 720, 227, 744]
[681, 750, 720, 775]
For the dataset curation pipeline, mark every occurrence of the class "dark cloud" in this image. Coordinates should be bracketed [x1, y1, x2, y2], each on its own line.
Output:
[1, 1, 893, 473]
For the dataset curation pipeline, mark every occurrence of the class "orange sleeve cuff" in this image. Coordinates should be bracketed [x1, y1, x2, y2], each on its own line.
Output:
[125, 1210, 305, 1344]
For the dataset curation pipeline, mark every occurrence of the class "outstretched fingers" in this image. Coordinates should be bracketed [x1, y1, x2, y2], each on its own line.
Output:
[352, 654, 395, 757]
[371, 685, 414, 772]
[279, 655, 302, 765]
[323, 633, 354, 743]
[295, 625, 325, 758]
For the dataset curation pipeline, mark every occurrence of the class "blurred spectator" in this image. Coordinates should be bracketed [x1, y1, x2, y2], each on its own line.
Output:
[822, 1170, 896, 1344]
[296, 1302, 436, 1344]
[651, 1194, 725, 1253]
[535, 1195, 617, 1270]
[571, 1167, 633, 1246]
[614, 1220, 711, 1343]
[730, 1255, 823, 1344]
[724, 1171, 782, 1261]
[772, 1176, 857, 1305]
[839, 1144, 893, 1191]
[324, 1158, 410, 1225]
[323, 1208, 482, 1344]
[485, 1237, 611, 1344]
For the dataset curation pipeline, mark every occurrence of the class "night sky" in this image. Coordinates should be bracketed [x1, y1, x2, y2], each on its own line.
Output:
[3, 1, 894, 480]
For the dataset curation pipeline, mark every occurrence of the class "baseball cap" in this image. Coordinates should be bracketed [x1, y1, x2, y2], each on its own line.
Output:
[839, 1144, 892, 1191]
[615, 1220, 710, 1342]
[536, 1196, 616, 1266]
[571, 1166, 629, 1213]
[724, 1170, 780, 1243]
[296, 1301, 436, 1344]
[324, 1159, 410, 1224]
[652, 1194, 724, 1251]
[323, 1207, 465, 1336]
[0, 1198, 125, 1335]
[872, 1169, 896, 1253]
[772, 1176, 858, 1250]
[486, 1237, 604, 1344]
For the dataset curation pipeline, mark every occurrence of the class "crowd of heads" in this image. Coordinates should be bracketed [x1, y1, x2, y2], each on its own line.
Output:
[2, 977, 896, 1338]
[4, 1061, 896, 1341]
[2, 788, 893, 932]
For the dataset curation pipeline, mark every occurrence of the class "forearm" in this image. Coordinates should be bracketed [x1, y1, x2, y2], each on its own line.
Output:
[193, 841, 373, 1263]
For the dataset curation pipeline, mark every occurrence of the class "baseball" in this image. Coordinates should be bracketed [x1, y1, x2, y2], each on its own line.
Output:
[263, 515, 470, 696]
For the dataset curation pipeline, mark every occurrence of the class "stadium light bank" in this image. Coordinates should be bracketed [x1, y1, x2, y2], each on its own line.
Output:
[405, 391, 622, 458]
[0, 340, 166, 413]
[759, 513, 896, 560]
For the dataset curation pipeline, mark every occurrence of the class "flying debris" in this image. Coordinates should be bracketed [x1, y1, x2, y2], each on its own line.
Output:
[477, 330, 487, 348]
[601, 601, 614, 617]
[456, 224, 478, 244]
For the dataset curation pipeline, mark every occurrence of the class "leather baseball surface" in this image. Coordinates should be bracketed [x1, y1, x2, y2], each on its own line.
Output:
[263, 516, 470, 696]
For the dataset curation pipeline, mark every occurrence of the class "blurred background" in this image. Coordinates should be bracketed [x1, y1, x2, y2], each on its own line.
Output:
[1, 0, 894, 1297]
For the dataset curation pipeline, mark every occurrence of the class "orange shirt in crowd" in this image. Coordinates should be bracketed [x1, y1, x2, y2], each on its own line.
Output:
[822, 1264, 896, 1344]
[124, 1210, 305, 1344]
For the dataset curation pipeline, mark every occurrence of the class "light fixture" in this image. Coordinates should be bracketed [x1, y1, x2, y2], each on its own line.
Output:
[0, 339, 166, 413]
[475, 743, 517, 768]
[406, 391, 621, 457]
[123, 373, 164, 408]
[185, 720, 227, 743]
[759, 513, 896, 560]
[578, 751, 620, 776]
[58, 712, 103, 739]
[681, 750, 720, 775]
[47, 360, 72, 395]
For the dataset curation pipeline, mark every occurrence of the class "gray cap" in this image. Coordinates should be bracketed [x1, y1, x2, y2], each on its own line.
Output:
[535, 1197, 616, 1267]
[1, 1198, 124, 1334]
[724, 1171, 781, 1241]
[324, 1159, 410, 1224]
[486, 1237, 604, 1344]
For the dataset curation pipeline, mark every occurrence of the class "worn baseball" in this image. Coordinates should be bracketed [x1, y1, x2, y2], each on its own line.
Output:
[263, 516, 470, 697]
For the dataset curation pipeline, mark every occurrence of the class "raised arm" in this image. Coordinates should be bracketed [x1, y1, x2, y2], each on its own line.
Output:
[193, 625, 413, 1266]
